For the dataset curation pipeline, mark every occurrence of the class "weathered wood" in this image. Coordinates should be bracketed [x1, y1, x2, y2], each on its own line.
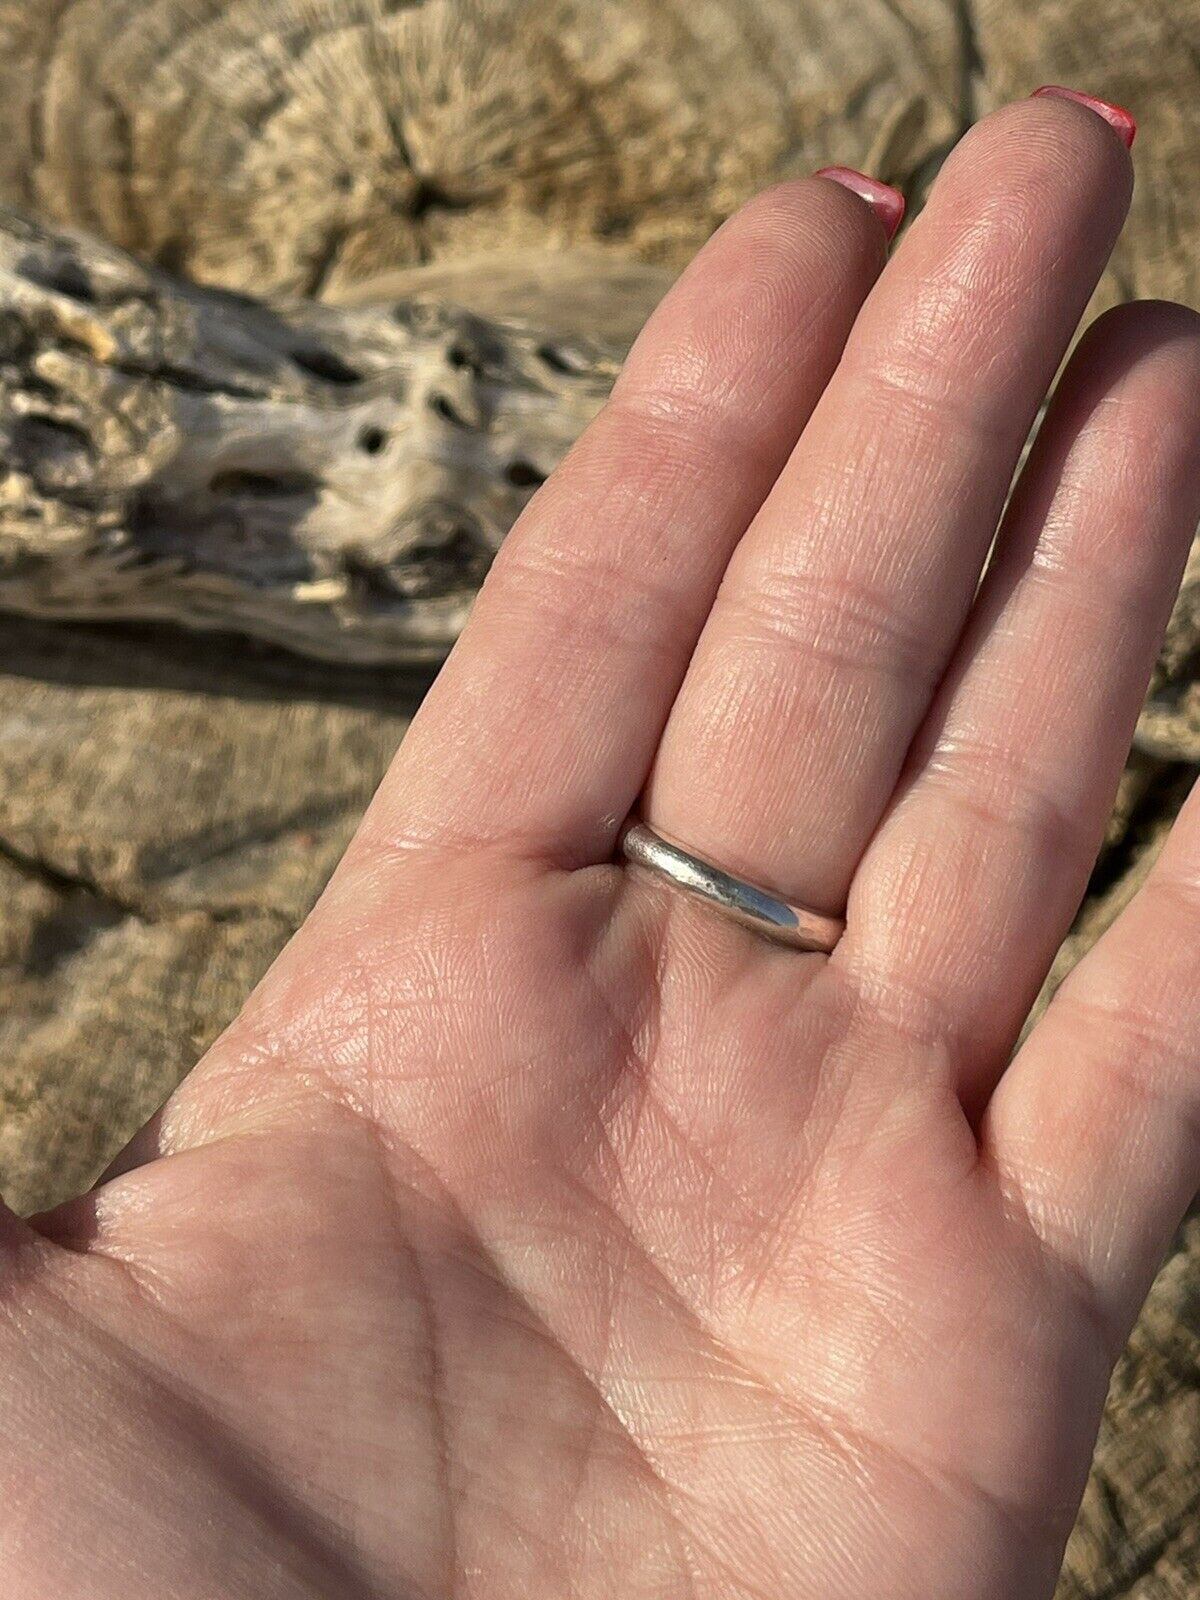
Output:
[0, 207, 625, 662]
[0, 609, 418, 1215]
[1135, 540, 1200, 762]
[0, 0, 963, 298]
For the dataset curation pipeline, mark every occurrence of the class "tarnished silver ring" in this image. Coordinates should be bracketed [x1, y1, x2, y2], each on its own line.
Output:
[618, 821, 845, 953]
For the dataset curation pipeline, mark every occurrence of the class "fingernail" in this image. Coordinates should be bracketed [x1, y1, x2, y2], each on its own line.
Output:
[813, 166, 906, 240]
[1030, 85, 1136, 148]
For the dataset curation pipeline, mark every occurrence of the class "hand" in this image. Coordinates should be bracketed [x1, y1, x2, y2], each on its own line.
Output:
[5, 91, 1200, 1600]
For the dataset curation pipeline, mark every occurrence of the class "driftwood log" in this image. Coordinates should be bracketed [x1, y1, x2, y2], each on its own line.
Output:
[0, 208, 627, 662]
[0, 3, 1197, 1595]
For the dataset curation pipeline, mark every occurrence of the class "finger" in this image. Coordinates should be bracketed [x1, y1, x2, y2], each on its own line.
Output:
[354, 176, 892, 862]
[983, 776, 1200, 1348]
[644, 93, 1133, 916]
[842, 299, 1200, 1108]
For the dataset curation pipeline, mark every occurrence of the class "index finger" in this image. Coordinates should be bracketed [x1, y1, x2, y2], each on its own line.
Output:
[352, 175, 893, 864]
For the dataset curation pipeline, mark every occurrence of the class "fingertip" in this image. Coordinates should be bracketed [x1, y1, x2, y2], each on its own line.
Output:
[1065, 300, 1200, 427]
[1086, 296, 1200, 351]
[813, 166, 906, 241]
[1030, 86, 1136, 150]
[939, 93, 1135, 227]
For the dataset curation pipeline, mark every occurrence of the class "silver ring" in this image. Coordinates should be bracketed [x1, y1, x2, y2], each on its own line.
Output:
[618, 821, 845, 953]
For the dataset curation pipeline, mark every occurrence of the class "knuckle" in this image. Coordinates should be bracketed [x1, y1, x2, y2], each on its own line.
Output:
[602, 387, 777, 483]
[495, 536, 696, 659]
[720, 566, 937, 689]
[922, 737, 1078, 857]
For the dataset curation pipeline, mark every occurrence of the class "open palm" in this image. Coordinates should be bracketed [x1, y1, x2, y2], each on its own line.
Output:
[5, 93, 1200, 1599]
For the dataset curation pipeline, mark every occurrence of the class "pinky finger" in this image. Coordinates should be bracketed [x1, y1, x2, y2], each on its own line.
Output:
[985, 777, 1200, 1345]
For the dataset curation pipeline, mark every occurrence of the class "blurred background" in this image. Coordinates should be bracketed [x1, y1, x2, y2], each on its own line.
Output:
[0, 1, 1196, 1592]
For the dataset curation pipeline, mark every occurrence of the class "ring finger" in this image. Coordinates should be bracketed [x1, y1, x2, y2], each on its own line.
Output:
[644, 91, 1135, 919]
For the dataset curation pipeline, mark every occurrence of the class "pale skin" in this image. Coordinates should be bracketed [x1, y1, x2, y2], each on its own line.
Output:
[4, 92, 1200, 1598]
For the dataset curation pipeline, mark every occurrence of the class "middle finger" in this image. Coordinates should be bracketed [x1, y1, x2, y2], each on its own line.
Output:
[644, 93, 1134, 918]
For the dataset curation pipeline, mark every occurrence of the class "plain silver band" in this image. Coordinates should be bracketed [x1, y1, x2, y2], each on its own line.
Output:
[618, 821, 845, 953]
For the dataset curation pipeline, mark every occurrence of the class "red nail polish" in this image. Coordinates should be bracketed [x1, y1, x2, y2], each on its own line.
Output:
[1030, 85, 1136, 148]
[813, 166, 906, 241]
